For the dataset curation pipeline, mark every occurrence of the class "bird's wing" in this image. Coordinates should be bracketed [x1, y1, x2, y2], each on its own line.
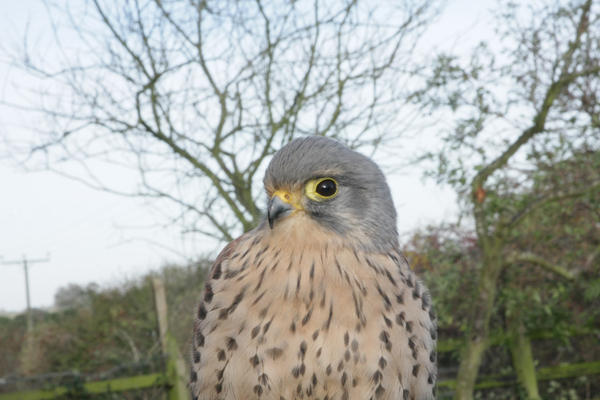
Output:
[189, 234, 247, 397]
[208, 235, 244, 280]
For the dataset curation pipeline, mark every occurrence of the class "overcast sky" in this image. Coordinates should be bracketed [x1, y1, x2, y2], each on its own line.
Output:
[0, 0, 497, 312]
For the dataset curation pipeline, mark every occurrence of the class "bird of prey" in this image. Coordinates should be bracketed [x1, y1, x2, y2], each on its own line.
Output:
[190, 137, 437, 400]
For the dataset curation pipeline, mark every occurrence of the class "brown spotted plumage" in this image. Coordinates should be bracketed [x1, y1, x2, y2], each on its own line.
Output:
[191, 137, 436, 399]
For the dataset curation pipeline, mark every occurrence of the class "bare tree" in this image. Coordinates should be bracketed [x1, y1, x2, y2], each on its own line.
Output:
[2, 0, 440, 242]
[415, 1, 600, 398]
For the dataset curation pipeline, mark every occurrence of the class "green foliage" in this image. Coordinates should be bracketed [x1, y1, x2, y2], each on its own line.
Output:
[0, 259, 209, 397]
[416, 5, 600, 389]
[33, 281, 159, 374]
[58, 376, 94, 400]
[404, 225, 479, 334]
[542, 377, 592, 400]
[500, 151, 600, 336]
[403, 150, 600, 397]
[407, 151, 600, 338]
[0, 316, 26, 376]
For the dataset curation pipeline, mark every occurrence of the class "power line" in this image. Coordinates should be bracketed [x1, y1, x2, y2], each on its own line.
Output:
[1, 255, 50, 332]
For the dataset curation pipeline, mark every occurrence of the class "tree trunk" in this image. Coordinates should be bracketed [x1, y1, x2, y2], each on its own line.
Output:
[453, 338, 487, 400]
[508, 316, 541, 400]
[454, 243, 503, 400]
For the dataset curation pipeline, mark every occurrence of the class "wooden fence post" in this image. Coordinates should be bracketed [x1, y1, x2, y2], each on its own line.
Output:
[152, 277, 189, 400]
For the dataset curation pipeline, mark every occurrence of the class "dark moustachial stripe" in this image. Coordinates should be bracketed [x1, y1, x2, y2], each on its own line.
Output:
[197, 303, 207, 320]
[204, 284, 214, 303]
[212, 262, 222, 279]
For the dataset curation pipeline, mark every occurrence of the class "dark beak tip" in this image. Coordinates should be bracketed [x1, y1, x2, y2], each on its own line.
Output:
[268, 215, 274, 229]
[267, 196, 293, 229]
[267, 197, 275, 229]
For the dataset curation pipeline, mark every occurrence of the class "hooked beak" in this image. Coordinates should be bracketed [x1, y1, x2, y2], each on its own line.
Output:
[268, 195, 293, 229]
[267, 190, 301, 229]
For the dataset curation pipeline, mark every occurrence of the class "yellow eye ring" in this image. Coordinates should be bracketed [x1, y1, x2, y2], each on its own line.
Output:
[305, 177, 338, 201]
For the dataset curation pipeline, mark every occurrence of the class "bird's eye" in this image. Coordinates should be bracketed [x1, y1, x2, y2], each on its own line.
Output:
[316, 179, 337, 197]
[305, 177, 338, 201]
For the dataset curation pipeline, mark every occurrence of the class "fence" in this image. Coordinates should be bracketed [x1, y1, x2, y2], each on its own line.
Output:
[436, 326, 600, 396]
[1, 278, 598, 400]
[0, 278, 187, 400]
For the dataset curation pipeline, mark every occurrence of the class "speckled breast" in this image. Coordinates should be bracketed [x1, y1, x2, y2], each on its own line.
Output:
[191, 232, 436, 400]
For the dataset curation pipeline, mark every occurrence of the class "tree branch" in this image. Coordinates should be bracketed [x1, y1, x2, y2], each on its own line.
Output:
[506, 251, 575, 280]
[505, 181, 600, 229]
[471, 0, 594, 239]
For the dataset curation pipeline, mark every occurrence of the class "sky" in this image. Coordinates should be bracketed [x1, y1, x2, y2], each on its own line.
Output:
[0, 0, 497, 313]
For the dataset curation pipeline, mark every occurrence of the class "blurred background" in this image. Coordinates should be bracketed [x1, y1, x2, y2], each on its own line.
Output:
[0, 1, 598, 399]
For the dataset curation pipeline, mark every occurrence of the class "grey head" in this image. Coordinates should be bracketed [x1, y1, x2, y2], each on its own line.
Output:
[263, 136, 399, 252]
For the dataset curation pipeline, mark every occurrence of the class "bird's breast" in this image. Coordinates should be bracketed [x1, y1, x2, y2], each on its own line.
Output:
[192, 230, 436, 400]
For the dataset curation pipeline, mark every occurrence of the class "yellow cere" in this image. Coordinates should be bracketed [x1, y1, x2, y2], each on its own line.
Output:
[305, 177, 339, 201]
[272, 189, 304, 210]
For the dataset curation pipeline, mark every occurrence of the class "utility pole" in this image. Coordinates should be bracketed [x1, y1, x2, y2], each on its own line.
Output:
[1, 255, 50, 333]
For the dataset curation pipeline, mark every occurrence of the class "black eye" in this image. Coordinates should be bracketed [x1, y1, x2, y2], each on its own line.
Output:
[316, 179, 337, 197]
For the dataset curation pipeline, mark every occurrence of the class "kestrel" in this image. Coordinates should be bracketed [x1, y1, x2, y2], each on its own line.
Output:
[190, 137, 437, 400]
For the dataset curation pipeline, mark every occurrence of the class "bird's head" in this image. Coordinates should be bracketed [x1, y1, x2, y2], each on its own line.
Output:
[263, 136, 398, 252]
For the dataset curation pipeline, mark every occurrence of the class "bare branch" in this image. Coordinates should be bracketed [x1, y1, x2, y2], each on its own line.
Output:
[3, 0, 440, 241]
[506, 251, 575, 281]
[505, 180, 600, 229]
